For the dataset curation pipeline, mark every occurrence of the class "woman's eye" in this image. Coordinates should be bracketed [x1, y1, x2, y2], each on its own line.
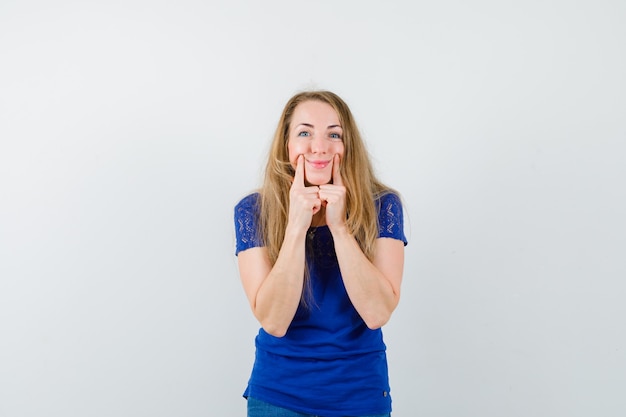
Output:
[298, 131, 310, 137]
[330, 133, 342, 140]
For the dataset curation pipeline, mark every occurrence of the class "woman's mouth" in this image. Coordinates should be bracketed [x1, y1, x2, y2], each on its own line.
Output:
[307, 159, 330, 169]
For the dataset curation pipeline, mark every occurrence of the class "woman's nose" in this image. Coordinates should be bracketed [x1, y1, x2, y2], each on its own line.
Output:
[310, 134, 328, 153]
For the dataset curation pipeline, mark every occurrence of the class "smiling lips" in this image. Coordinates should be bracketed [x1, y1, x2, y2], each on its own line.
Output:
[307, 159, 331, 169]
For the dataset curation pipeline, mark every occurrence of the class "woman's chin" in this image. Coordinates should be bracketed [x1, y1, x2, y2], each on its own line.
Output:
[305, 175, 332, 186]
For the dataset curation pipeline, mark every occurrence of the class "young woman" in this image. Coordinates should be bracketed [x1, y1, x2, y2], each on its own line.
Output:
[234, 90, 407, 417]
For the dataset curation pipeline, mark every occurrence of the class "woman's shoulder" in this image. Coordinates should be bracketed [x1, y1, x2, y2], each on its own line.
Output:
[235, 192, 261, 211]
[375, 189, 403, 207]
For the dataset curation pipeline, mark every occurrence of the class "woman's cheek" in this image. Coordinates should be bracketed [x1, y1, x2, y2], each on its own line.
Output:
[288, 141, 306, 167]
[332, 143, 345, 159]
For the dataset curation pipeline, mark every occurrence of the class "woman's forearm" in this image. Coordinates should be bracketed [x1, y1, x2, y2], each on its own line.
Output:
[331, 227, 402, 329]
[253, 225, 307, 337]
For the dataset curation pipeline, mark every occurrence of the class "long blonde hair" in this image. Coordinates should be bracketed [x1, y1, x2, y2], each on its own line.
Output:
[259, 90, 394, 266]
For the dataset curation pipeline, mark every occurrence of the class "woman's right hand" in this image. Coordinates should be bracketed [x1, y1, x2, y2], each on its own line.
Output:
[239, 155, 313, 337]
[288, 155, 321, 231]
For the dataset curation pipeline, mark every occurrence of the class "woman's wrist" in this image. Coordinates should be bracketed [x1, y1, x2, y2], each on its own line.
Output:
[284, 222, 309, 241]
[328, 222, 350, 239]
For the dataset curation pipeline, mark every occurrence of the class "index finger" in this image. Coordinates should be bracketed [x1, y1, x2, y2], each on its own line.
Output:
[292, 155, 305, 187]
[332, 154, 343, 186]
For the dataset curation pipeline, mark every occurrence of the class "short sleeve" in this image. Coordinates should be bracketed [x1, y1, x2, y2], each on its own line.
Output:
[234, 193, 264, 255]
[377, 192, 408, 246]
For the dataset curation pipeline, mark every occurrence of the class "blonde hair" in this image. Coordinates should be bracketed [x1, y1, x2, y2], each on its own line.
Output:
[259, 90, 394, 267]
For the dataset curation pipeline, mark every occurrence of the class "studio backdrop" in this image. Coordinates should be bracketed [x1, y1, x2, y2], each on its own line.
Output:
[1, 1, 624, 416]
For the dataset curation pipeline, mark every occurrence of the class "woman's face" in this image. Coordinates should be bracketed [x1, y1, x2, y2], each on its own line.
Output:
[287, 100, 345, 186]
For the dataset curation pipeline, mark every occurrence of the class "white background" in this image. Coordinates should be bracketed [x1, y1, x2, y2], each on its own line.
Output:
[1, 1, 625, 416]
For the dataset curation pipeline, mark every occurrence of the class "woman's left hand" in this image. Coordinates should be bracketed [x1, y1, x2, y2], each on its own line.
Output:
[318, 154, 347, 232]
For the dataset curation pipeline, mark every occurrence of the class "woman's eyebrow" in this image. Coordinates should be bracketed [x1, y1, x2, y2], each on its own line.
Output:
[295, 123, 342, 129]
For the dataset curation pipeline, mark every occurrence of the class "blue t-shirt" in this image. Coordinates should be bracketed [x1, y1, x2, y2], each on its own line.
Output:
[234, 192, 407, 416]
